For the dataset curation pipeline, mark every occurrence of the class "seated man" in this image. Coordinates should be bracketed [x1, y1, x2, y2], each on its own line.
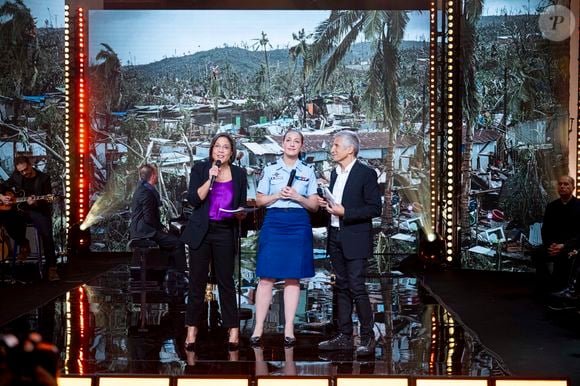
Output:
[532, 175, 580, 295]
[130, 164, 186, 275]
[7, 156, 58, 280]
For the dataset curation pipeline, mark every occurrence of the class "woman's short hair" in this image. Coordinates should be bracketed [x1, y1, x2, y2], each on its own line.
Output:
[209, 133, 237, 163]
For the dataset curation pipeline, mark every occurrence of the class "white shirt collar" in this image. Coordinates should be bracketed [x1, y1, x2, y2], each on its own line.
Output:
[335, 158, 357, 175]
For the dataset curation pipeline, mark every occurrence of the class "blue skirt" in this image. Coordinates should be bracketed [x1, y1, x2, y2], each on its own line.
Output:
[256, 208, 314, 279]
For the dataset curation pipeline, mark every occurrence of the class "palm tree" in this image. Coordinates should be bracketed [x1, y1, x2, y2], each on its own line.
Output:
[460, 0, 484, 241]
[252, 31, 273, 94]
[289, 29, 313, 127]
[92, 43, 122, 123]
[0, 0, 38, 120]
[310, 11, 409, 227]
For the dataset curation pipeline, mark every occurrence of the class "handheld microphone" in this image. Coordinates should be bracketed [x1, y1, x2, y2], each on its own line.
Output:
[287, 169, 296, 187]
[317, 187, 325, 198]
[209, 160, 222, 191]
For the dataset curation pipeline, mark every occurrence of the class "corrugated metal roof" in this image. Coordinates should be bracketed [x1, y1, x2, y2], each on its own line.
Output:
[242, 142, 282, 155]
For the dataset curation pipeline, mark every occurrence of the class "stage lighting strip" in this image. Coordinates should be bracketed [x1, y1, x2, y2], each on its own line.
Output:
[428, 0, 437, 230]
[77, 7, 87, 222]
[55, 376, 568, 386]
[444, 0, 458, 263]
[64, 4, 71, 238]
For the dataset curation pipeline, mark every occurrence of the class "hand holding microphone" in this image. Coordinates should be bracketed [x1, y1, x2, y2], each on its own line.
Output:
[209, 160, 222, 191]
[280, 169, 297, 200]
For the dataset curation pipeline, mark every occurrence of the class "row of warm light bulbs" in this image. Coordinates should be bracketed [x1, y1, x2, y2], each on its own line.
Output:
[63, 5, 88, 235]
[64, 4, 71, 231]
[429, 0, 437, 232]
[444, 0, 457, 263]
[77, 7, 86, 221]
[57, 377, 568, 386]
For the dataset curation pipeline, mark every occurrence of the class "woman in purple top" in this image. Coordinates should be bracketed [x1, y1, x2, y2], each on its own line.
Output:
[180, 133, 247, 352]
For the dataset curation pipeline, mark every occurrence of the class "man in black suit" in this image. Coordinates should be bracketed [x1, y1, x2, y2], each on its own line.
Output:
[130, 164, 186, 274]
[532, 175, 580, 296]
[317, 130, 382, 357]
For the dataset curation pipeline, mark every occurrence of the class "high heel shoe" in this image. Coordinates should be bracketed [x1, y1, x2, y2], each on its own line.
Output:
[283, 336, 296, 348]
[250, 336, 262, 348]
[184, 341, 196, 352]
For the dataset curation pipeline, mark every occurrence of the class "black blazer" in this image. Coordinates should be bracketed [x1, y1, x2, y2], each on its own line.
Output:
[180, 161, 247, 250]
[130, 182, 162, 239]
[328, 160, 381, 260]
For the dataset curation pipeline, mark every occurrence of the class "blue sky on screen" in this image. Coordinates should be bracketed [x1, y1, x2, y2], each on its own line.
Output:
[7, 0, 542, 66]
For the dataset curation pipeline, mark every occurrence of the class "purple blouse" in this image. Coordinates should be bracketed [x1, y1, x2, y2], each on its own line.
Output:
[208, 180, 235, 221]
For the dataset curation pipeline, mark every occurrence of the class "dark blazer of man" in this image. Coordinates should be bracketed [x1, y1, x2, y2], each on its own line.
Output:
[326, 159, 381, 345]
[534, 194, 580, 292]
[180, 160, 247, 250]
[130, 178, 186, 271]
[130, 181, 162, 239]
[328, 160, 382, 260]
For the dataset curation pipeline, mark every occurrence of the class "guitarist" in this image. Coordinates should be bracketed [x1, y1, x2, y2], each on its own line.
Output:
[7, 156, 59, 281]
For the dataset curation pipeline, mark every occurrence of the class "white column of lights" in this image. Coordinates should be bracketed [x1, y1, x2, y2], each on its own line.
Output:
[429, 0, 437, 229]
[443, 0, 459, 263]
[64, 3, 71, 239]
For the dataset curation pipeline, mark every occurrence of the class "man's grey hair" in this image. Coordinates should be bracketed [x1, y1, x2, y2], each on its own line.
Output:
[335, 130, 360, 156]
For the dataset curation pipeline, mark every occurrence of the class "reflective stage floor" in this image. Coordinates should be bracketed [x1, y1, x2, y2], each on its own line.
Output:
[0, 264, 508, 378]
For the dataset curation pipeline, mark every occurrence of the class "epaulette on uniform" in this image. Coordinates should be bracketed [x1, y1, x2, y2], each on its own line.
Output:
[300, 160, 313, 168]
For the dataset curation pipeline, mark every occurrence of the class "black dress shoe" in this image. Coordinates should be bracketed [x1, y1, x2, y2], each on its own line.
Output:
[318, 333, 352, 351]
[355, 336, 376, 357]
[250, 336, 262, 348]
[283, 336, 296, 348]
[184, 342, 196, 352]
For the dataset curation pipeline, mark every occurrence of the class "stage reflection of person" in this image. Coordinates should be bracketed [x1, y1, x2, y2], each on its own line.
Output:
[317, 130, 382, 357]
[253, 346, 296, 376]
[129, 164, 187, 275]
[180, 133, 247, 351]
[250, 129, 319, 348]
[7, 156, 58, 281]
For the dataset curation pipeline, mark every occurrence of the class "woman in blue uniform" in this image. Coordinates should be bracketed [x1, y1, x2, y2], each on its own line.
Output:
[250, 129, 319, 347]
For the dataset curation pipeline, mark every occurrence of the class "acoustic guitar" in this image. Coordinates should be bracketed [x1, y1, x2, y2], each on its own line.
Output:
[0, 191, 55, 211]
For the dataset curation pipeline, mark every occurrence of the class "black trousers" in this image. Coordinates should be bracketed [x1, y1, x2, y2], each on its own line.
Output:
[531, 246, 573, 292]
[0, 210, 27, 247]
[23, 210, 57, 268]
[185, 221, 238, 328]
[152, 230, 186, 271]
[328, 227, 374, 339]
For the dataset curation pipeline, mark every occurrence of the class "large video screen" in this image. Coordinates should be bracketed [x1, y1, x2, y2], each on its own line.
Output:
[2, 0, 569, 275]
[86, 8, 432, 263]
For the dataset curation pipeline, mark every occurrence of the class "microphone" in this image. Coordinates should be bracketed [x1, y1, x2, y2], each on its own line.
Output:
[209, 160, 222, 191]
[287, 169, 296, 187]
